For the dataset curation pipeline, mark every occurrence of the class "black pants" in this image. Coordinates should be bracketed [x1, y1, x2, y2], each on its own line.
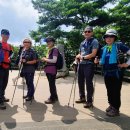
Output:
[46, 73, 58, 100]
[0, 68, 9, 103]
[78, 63, 94, 103]
[24, 73, 35, 97]
[104, 71, 123, 110]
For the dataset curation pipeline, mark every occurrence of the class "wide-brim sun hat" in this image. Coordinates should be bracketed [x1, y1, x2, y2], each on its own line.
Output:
[103, 29, 118, 39]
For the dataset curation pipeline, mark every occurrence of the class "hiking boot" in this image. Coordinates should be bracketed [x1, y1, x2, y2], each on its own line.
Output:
[3, 97, 9, 102]
[45, 98, 58, 104]
[25, 96, 34, 101]
[0, 102, 6, 110]
[106, 107, 120, 117]
[84, 102, 93, 108]
[75, 98, 86, 103]
[106, 105, 113, 112]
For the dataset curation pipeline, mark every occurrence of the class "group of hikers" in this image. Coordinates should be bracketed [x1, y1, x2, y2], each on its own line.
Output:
[0, 26, 130, 117]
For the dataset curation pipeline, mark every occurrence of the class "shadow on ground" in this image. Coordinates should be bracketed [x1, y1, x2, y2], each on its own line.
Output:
[79, 106, 130, 130]
[0, 104, 18, 129]
[52, 102, 79, 124]
[24, 100, 47, 122]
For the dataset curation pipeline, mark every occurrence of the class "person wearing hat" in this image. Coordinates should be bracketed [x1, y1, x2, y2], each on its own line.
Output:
[95, 29, 130, 116]
[0, 29, 13, 110]
[20, 38, 38, 101]
[42, 37, 59, 104]
[75, 26, 99, 108]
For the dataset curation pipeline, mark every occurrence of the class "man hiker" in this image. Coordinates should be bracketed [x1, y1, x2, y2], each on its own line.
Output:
[75, 26, 99, 108]
[0, 29, 13, 110]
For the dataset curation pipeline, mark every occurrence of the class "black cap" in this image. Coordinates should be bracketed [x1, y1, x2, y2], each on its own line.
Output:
[45, 37, 55, 43]
[84, 26, 93, 32]
[1, 29, 10, 35]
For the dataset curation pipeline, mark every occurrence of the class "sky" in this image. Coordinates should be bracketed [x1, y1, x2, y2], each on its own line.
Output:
[0, 0, 39, 46]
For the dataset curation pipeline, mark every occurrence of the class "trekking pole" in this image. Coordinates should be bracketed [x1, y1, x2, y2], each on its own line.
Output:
[68, 73, 76, 107]
[68, 62, 78, 107]
[72, 72, 77, 107]
[11, 63, 23, 105]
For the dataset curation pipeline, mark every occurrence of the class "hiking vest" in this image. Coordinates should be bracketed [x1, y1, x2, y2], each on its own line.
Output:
[0, 42, 12, 69]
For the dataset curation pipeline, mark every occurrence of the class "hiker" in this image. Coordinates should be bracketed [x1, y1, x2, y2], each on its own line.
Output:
[20, 38, 38, 101]
[12, 44, 25, 85]
[0, 29, 13, 110]
[95, 29, 130, 116]
[42, 37, 59, 104]
[75, 26, 99, 108]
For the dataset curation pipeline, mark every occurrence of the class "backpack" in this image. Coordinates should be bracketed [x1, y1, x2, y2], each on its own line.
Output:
[50, 48, 63, 70]
[0, 43, 4, 63]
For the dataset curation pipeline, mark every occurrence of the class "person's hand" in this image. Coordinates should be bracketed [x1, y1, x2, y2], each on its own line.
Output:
[42, 57, 47, 62]
[21, 59, 26, 63]
[76, 54, 82, 60]
[94, 57, 99, 64]
[118, 63, 129, 68]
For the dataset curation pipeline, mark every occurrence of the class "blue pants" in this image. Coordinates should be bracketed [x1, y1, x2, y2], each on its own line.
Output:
[78, 63, 94, 103]
[24, 73, 35, 97]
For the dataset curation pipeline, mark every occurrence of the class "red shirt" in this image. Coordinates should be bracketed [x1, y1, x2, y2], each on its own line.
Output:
[0, 41, 13, 69]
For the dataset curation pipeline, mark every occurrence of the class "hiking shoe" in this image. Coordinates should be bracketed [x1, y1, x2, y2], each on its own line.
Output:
[84, 102, 93, 108]
[106, 107, 120, 117]
[25, 96, 34, 101]
[75, 98, 86, 103]
[45, 98, 58, 104]
[3, 97, 9, 102]
[0, 102, 6, 110]
[106, 105, 113, 112]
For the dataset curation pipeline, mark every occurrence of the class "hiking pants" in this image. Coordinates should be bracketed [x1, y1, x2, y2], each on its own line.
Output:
[78, 63, 94, 103]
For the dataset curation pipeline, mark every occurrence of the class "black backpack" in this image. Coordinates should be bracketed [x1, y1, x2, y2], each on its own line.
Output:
[50, 48, 63, 70]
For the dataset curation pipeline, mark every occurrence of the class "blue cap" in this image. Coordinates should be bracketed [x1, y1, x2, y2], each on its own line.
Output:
[1, 29, 10, 35]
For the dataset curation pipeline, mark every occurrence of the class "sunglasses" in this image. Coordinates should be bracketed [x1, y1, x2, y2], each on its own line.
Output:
[105, 35, 115, 38]
[23, 41, 31, 43]
[84, 30, 92, 33]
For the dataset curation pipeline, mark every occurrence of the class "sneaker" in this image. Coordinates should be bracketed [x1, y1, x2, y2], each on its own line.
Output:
[25, 96, 34, 101]
[3, 97, 9, 102]
[84, 102, 93, 108]
[106, 107, 120, 117]
[0, 102, 6, 110]
[44, 98, 58, 104]
[106, 105, 113, 112]
[75, 98, 86, 103]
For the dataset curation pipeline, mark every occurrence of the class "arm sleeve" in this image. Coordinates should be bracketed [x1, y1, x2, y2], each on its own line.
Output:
[47, 56, 57, 63]
[92, 39, 99, 50]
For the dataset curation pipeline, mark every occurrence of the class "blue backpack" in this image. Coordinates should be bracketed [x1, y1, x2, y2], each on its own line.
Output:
[0, 43, 4, 63]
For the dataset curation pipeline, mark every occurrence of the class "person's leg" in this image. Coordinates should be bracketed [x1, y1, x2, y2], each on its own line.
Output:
[84, 64, 94, 108]
[104, 76, 113, 106]
[0, 69, 6, 109]
[46, 73, 58, 99]
[105, 75, 121, 117]
[77, 64, 85, 99]
[45, 73, 58, 104]
[24, 73, 35, 101]
[2, 69, 9, 102]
